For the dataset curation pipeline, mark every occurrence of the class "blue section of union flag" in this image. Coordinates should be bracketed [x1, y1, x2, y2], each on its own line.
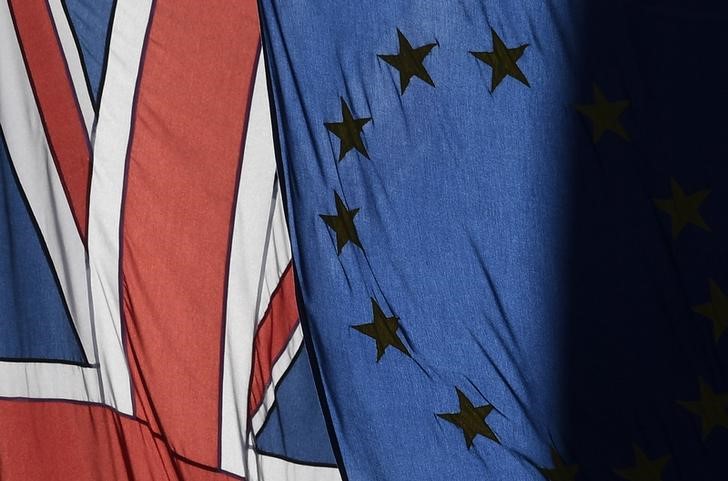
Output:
[0, 130, 86, 363]
[64, 0, 115, 103]
[255, 343, 337, 466]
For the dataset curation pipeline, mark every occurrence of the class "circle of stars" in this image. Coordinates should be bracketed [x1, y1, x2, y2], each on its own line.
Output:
[312, 16, 725, 478]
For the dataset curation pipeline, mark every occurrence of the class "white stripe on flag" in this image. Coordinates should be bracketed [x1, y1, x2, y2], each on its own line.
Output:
[220, 49, 295, 477]
[0, 361, 100, 402]
[86, 0, 154, 414]
[46, 0, 95, 135]
[249, 323, 304, 434]
[246, 448, 343, 481]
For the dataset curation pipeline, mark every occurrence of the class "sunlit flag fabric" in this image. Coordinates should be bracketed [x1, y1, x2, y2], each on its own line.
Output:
[3, 1, 728, 481]
[0, 1, 339, 480]
[259, 1, 728, 480]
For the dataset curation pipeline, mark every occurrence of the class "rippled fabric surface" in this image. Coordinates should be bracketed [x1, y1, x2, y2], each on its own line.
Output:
[259, 1, 728, 479]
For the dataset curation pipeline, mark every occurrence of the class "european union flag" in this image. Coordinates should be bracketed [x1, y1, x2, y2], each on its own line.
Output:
[259, 1, 728, 479]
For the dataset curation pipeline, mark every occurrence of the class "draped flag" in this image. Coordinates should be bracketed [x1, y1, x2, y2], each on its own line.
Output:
[259, 1, 728, 480]
[0, 1, 339, 480]
[3, 1, 728, 481]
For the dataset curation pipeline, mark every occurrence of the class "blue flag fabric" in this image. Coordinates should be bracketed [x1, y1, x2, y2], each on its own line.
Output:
[0, 130, 86, 363]
[259, 1, 728, 480]
[63, 0, 115, 104]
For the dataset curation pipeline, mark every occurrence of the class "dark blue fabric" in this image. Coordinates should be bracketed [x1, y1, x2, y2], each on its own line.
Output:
[255, 342, 337, 465]
[260, 1, 728, 480]
[64, 0, 115, 103]
[0, 131, 86, 363]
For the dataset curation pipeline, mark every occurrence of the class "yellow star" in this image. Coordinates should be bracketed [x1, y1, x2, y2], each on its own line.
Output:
[614, 445, 669, 481]
[653, 178, 710, 239]
[324, 98, 371, 161]
[319, 191, 363, 254]
[538, 446, 579, 481]
[575, 84, 630, 142]
[437, 388, 499, 448]
[678, 378, 728, 440]
[351, 298, 409, 362]
[378, 29, 436, 94]
[470, 28, 529, 92]
[692, 279, 728, 342]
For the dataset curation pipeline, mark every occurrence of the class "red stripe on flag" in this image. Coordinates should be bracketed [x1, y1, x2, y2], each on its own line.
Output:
[7, 0, 91, 243]
[0, 399, 244, 481]
[248, 264, 301, 416]
[120, 0, 260, 467]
